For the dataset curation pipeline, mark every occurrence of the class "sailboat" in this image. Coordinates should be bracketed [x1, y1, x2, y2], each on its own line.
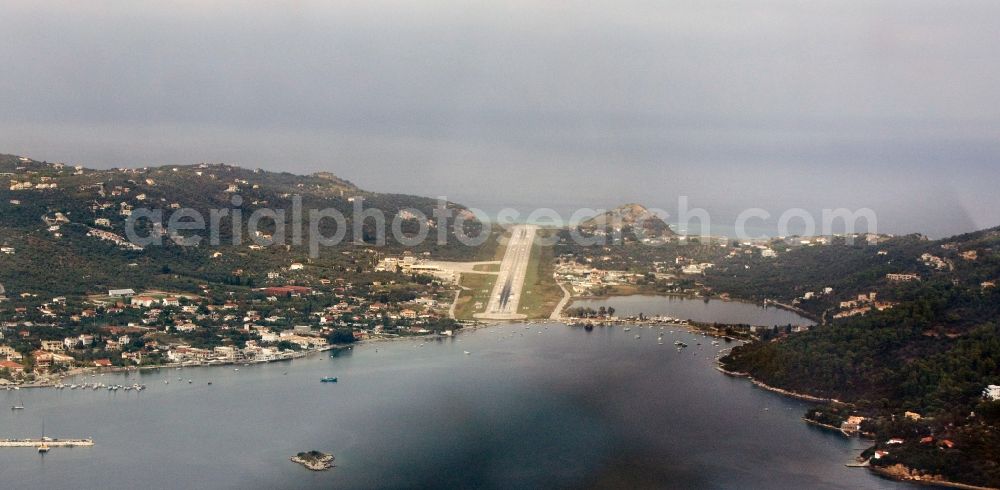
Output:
[10, 391, 24, 410]
[38, 420, 50, 453]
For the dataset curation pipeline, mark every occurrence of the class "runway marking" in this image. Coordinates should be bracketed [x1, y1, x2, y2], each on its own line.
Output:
[475, 224, 537, 320]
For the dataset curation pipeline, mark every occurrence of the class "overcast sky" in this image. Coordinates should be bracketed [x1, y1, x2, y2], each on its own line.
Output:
[2, 1, 999, 237]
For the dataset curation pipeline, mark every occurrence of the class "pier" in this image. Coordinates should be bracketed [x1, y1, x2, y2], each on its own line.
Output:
[0, 438, 94, 448]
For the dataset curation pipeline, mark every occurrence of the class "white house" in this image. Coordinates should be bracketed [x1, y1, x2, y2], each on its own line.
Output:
[985, 385, 1000, 401]
[131, 296, 157, 308]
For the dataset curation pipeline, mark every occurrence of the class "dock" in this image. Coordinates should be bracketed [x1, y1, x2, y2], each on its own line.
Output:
[0, 438, 94, 448]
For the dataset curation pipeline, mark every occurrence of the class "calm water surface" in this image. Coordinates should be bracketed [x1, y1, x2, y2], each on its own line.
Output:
[1, 307, 897, 489]
[571, 295, 814, 326]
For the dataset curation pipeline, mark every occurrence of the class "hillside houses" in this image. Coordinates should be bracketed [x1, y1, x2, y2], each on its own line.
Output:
[886, 273, 921, 282]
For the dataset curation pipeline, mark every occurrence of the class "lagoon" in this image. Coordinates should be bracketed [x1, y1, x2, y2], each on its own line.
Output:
[570, 294, 814, 326]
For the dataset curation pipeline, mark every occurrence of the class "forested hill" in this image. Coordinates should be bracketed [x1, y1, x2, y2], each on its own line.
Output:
[0, 154, 486, 295]
[720, 227, 1000, 487]
[705, 229, 1000, 319]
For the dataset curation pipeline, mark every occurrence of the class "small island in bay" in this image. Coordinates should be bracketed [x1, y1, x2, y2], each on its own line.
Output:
[291, 451, 335, 471]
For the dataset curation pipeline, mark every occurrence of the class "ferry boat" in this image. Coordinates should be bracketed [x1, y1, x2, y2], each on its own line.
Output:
[320, 377, 338, 383]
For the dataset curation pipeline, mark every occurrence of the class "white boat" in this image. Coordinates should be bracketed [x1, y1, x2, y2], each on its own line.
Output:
[464, 351, 471, 355]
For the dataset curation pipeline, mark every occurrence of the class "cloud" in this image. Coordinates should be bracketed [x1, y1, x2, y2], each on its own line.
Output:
[1, 0, 998, 236]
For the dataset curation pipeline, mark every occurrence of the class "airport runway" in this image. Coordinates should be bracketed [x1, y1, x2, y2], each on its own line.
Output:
[476, 224, 537, 320]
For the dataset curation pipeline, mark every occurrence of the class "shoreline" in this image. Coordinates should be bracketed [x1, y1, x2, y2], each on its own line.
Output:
[717, 359, 1000, 490]
[868, 465, 999, 490]
[12, 345, 344, 389]
[714, 364, 834, 403]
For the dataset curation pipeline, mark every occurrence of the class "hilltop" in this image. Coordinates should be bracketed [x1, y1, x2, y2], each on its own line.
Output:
[577, 203, 675, 238]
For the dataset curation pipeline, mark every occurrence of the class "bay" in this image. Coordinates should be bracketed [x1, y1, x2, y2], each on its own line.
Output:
[1, 309, 898, 489]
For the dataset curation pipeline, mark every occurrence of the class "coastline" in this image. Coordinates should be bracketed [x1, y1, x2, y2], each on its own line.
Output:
[717, 359, 1000, 490]
[714, 364, 834, 403]
[14, 326, 517, 389]
[13, 345, 345, 389]
[868, 465, 999, 490]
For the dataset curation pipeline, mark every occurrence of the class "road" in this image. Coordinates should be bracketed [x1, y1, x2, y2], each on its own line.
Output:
[475, 224, 537, 320]
[550, 280, 572, 320]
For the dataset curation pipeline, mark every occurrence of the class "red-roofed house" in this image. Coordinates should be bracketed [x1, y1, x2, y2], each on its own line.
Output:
[0, 360, 25, 373]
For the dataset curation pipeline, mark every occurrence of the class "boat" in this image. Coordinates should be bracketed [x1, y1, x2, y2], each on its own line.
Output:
[320, 377, 338, 383]
[11, 392, 24, 410]
[38, 420, 50, 453]
[463, 351, 471, 355]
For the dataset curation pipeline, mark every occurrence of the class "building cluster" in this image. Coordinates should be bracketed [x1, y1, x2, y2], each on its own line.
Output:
[375, 254, 453, 282]
[886, 273, 921, 282]
[833, 292, 897, 319]
[554, 261, 666, 295]
[920, 253, 949, 270]
[0, 271, 454, 383]
[86, 227, 144, 250]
